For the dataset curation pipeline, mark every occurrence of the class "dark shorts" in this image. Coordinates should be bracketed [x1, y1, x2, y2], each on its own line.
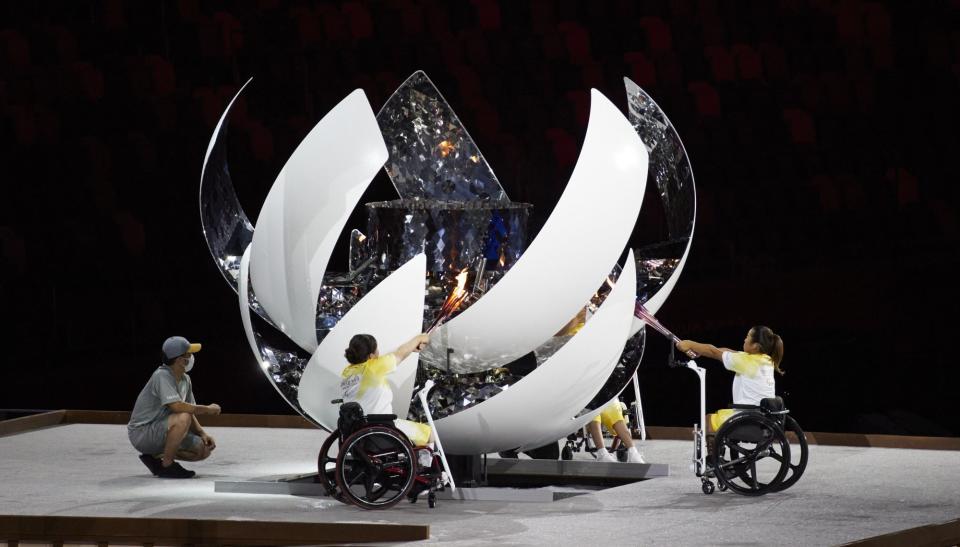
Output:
[128, 417, 202, 456]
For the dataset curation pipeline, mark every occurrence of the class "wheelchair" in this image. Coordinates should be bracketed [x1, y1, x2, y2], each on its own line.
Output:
[673, 354, 809, 496]
[702, 397, 809, 495]
[317, 398, 451, 509]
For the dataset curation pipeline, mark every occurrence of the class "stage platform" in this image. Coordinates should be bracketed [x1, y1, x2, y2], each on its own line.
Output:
[1, 417, 959, 545]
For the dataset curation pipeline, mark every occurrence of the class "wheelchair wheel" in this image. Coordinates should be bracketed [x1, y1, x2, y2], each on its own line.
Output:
[335, 425, 417, 509]
[317, 429, 344, 501]
[771, 415, 808, 492]
[714, 413, 790, 496]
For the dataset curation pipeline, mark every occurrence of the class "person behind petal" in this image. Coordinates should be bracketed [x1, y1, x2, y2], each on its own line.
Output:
[340, 332, 433, 447]
[128, 336, 221, 479]
[675, 326, 785, 463]
[587, 399, 645, 463]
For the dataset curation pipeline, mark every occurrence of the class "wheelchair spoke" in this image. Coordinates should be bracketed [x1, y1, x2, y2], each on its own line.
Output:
[345, 468, 367, 488]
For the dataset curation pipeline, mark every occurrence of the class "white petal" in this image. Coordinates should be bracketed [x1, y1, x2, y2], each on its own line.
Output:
[249, 90, 388, 352]
[297, 254, 426, 431]
[435, 251, 637, 454]
[423, 89, 648, 373]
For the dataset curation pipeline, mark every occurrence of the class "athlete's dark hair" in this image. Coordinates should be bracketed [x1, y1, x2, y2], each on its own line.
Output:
[344, 334, 378, 364]
[750, 325, 784, 375]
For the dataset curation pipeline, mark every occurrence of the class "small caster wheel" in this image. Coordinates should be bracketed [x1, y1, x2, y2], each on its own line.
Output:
[561, 445, 574, 460]
[702, 481, 716, 495]
[428, 492, 436, 508]
[718, 481, 728, 492]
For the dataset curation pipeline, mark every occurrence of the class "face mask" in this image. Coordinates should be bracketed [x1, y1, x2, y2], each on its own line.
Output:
[184, 354, 195, 372]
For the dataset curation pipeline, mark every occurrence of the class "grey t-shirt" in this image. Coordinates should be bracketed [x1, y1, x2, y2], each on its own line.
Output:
[128, 366, 196, 429]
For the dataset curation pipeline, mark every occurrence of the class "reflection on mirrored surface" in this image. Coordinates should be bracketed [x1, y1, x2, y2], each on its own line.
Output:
[199, 81, 256, 293]
[364, 198, 532, 373]
[625, 76, 696, 265]
[377, 71, 509, 202]
[244, 275, 313, 421]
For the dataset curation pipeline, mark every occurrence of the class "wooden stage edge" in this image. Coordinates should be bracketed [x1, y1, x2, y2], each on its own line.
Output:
[1, 410, 958, 451]
[0, 514, 429, 546]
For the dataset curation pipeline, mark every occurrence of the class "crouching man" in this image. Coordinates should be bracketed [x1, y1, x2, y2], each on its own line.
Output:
[128, 336, 221, 478]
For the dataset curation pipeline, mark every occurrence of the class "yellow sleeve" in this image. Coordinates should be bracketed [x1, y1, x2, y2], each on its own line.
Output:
[722, 351, 761, 377]
[365, 354, 398, 377]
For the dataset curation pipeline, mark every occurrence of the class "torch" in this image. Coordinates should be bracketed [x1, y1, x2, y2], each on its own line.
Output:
[634, 301, 698, 358]
[427, 269, 470, 333]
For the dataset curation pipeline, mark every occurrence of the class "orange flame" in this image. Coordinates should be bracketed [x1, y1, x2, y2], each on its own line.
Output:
[438, 140, 455, 157]
[429, 269, 471, 332]
[442, 269, 470, 313]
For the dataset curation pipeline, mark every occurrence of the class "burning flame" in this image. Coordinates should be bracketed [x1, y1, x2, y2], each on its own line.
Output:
[443, 269, 469, 311]
[438, 140, 455, 157]
[429, 269, 470, 332]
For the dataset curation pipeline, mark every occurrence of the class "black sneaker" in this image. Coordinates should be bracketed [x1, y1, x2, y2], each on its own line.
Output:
[138, 454, 162, 475]
[156, 461, 196, 479]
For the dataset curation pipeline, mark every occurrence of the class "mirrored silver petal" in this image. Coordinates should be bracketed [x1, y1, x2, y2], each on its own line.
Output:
[376, 71, 509, 202]
[199, 78, 256, 294]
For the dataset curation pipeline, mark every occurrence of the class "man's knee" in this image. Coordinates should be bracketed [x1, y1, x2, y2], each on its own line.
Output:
[179, 443, 211, 461]
[168, 412, 191, 430]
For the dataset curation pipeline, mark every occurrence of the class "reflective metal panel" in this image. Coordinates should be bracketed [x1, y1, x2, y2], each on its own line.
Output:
[365, 199, 530, 273]
[624, 76, 697, 316]
[376, 71, 509, 202]
[199, 78, 256, 293]
[238, 245, 313, 422]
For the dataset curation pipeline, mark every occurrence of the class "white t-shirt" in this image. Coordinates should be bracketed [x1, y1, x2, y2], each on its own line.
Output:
[340, 354, 397, 414]
[721, 351, 776, 405]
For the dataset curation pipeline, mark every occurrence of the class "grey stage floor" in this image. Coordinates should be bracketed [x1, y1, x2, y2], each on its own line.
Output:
[1, 424, 958, 546]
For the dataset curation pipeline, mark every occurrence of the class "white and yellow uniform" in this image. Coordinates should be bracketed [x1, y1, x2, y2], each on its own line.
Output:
[591, 400, 627, 434]
[710, 351, 776, 430]
[340, 354, 432, 446]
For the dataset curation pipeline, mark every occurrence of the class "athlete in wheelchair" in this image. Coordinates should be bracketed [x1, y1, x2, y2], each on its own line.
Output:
[675, 326, 808, 496]
[316, 333, 454, 509]
[562, 398, 646, 463]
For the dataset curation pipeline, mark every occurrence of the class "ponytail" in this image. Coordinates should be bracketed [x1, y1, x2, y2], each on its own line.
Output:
[344, 334, 378, 364]
[751, 325, 785, 376]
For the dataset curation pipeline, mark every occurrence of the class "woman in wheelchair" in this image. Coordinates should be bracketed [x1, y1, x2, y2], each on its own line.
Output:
[340, 332, 434, 447]
[322, 332, 445, 508]
[676, 326, 784, 456]
[672, 325, 809, 496]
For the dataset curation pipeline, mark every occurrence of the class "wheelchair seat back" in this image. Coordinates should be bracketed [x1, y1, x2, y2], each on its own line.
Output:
[760, 396, 787, 414]
[338, 402, 366, 438]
